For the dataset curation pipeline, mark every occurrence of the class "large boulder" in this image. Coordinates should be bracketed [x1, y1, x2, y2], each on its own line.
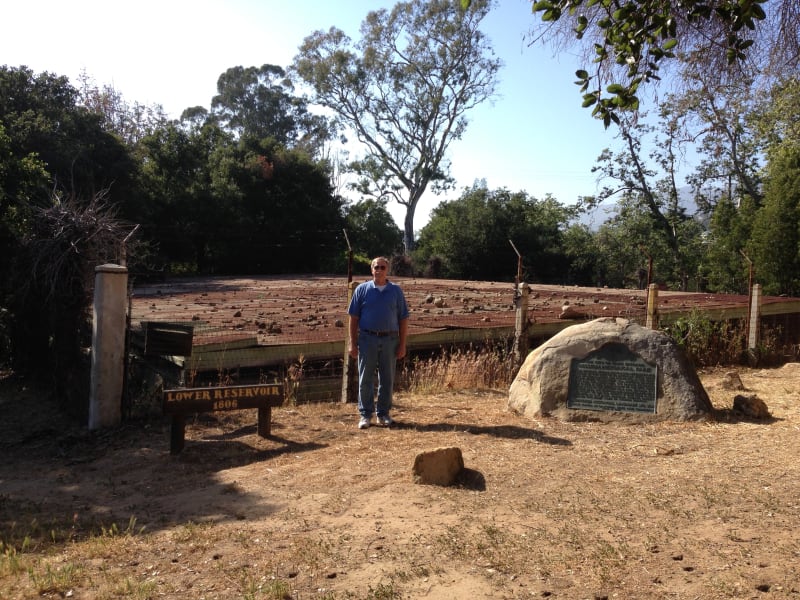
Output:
[509, 317, 712, 422]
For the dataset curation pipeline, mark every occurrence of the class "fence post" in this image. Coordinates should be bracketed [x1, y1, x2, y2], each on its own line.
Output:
[89, 263, 128, 429]
[341, 281, 358, 403]
[747, 283, 762, 352]
[646, 283, 659, 330]
[513, 282, 530, 366]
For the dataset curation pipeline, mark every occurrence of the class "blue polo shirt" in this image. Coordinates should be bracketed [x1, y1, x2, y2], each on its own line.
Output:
[348, 280, 409, 332]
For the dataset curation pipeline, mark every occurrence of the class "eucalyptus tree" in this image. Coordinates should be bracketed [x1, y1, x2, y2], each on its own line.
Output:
[293, 0, 502, 253]
[210, 64, 334, 157]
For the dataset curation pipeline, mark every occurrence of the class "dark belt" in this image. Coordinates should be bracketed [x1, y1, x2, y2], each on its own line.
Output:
[361, 329, 398, 337]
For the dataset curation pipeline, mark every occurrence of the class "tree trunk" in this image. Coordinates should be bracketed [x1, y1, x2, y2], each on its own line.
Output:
[403, 202, 417, 254]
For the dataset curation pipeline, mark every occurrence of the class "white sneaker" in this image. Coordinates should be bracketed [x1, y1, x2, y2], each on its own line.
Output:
[377, 415, 394, 427]
[358, 416, 371, 429]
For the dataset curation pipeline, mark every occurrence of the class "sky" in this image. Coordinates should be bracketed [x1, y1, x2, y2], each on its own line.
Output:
[2, 0, 623, 229]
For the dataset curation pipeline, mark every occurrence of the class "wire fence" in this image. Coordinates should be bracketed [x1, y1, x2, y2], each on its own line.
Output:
[125, 275, 800, 412]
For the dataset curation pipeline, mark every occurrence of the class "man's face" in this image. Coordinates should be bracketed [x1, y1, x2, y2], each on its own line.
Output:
[371, 260, 389, 283]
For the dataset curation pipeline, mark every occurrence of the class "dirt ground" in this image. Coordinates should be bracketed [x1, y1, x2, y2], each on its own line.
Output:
[1, 365, 799, 599]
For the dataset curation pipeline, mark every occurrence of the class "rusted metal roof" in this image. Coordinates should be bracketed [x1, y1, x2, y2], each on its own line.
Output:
[129, 275, 800, 371]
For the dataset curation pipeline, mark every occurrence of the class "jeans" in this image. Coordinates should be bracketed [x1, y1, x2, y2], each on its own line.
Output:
[357, 332, 398, 418]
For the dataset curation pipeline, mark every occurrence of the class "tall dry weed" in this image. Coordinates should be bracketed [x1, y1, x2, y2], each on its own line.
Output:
[399, 344, 516, 393]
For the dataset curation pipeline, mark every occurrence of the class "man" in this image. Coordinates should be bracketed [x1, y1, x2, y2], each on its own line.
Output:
[347, 256, 409, 429]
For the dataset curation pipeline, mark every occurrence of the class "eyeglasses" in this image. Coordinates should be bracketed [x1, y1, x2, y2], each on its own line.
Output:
[372, 265, 387, 270]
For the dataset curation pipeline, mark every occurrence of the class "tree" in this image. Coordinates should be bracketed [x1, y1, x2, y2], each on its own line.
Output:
[586, 104, 709, 288]
[0, 66, 137, 390]
[592, 196, 704, 289]
[137, 112, 344, 275]
[0, 66, 136, 205]
[702, 195, 754, 293]
[752, 76, 800, 160]
[519, 0, 799, 127]
[211, 64, 333, 157]
[561, 222, 602, 286]
[293, 0, 501, 253]
[593, 201, 661, 288]
[219, 137, 345, 274]
[136, 116, 235, 273]
[75, 71, 169, 146]
[740, 76, 800, 295]
[748, 146, 800, 296]
[344, 199, 404, 260]
[415, 185, 576, 281]
[676, 74, 765, 211]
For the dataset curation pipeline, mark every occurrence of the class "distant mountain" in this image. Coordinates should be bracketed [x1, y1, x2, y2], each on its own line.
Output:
[575, 186, 710, 230]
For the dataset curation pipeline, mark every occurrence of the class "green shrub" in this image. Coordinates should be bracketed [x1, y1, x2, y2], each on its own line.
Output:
[664, 311, 746, 366]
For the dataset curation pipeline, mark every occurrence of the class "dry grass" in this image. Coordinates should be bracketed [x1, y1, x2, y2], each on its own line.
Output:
[2, 364, 800, 599]
[399, 343, 518, 393]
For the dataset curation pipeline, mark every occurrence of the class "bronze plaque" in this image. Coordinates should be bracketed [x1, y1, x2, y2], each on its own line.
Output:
[567, 343, 657, 413]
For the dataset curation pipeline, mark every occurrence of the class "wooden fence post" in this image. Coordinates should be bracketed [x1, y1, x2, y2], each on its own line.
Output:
[341, 280, 358, 403]
[646, 283, 659, 330]
[513, 282, 530, 366]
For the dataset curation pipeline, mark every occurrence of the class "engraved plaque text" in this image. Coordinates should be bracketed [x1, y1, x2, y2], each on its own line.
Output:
[567, 343, 657, 413]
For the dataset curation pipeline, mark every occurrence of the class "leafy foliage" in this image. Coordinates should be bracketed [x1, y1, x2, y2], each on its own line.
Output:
[677, 72, 764, 211]
[585, 108, 705, 288]
[522, 0, 798, 127]
[747, 145, 800, 295]
[210, 64, 333, 156]
[344, 199, 404, 260]
[136, 119, 344, 275]
[4, 39, 800, 388]
[0, 67, 138, 406]
[414, 185, 578, 281]
[222, 138, 344, 273]
[75, 71, 168, 146]
[664, 310, 746, 366]
[702, 196, 754, 294]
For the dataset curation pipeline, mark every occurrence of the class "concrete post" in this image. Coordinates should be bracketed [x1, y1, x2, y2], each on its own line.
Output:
[747, 283, 761, 351]
[513, 282, 530, 366]
[646, 283, 659, 330]
[89, 263, 128, 429]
